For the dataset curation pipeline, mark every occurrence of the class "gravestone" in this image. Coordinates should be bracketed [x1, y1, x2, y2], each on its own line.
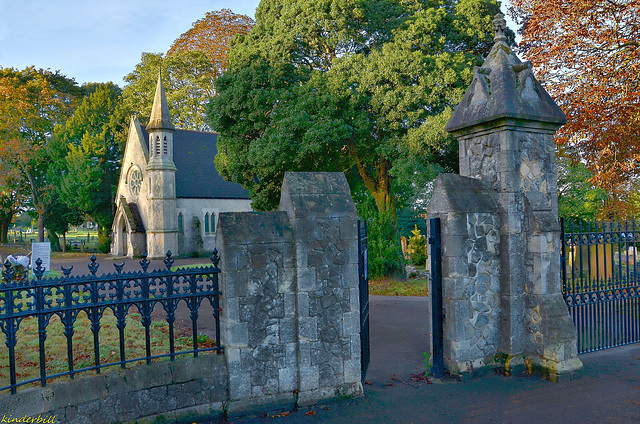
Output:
[428, 13, 582, 379]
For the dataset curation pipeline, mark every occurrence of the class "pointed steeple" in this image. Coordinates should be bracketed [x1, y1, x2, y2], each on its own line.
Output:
[147, 71, 175, 131]
[445, 12, 566, 133]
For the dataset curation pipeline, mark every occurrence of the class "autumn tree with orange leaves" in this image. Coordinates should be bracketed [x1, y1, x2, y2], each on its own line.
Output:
[0, 67, 81, 241]
[510, 0, 640, 213]
[168, 9, 254, 88]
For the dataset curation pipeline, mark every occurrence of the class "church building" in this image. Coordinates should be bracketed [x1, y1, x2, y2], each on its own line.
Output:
[110, 73, 252, 258]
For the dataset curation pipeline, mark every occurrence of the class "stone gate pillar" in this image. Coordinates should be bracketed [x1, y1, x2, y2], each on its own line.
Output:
[432, 12, 582, 378]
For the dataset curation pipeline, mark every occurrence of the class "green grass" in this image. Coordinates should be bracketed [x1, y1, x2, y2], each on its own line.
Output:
[5, 229, 100, 252]
[0, 310, 215, 392]
[369, 276, 429, 296]
[170, 263, 214, 272]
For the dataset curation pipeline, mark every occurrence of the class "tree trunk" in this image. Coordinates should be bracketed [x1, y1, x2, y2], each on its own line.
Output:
[37, 211, 45, 242]
[350, 147, 396, 219]
[62, 232, 67, 253]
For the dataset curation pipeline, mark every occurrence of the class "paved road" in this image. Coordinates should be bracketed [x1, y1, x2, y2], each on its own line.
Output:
[220, 295, 640, 424]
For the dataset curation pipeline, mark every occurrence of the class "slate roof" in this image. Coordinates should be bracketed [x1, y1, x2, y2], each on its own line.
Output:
[141, 127, 250, 199]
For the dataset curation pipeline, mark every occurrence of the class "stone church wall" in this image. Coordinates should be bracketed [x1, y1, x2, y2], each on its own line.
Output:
[177, 198, 253, 256]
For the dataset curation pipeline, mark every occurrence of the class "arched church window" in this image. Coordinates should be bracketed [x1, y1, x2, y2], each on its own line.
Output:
[204, 213, 210, 233]
[155, 136, 160, 155]
[178, 213, 184, 234]
[210, 212, 216, 232]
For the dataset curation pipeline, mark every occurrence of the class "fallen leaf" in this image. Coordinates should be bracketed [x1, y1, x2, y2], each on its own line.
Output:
[305, 411, 316, 416]
[364, 380, 372, 385]
[385, 383, 393, 386]
[391, 374, 400, 381]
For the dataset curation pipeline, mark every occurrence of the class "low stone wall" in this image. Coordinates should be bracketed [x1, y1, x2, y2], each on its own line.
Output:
[0, 355, 228, 424]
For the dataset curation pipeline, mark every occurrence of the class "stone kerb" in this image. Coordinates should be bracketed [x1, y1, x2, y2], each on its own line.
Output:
[428, 174, 501, 373]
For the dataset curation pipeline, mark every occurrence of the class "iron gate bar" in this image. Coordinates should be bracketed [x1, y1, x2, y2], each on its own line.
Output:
[561, 218, 640, 354]
[0, 251, 222, 394]
[429, 217, 444, 378]
[358, 220, 370, 383]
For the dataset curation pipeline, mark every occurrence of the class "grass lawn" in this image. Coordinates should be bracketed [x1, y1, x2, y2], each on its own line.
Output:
[0, 310, 216, 393]
[369, 276, 429, 296]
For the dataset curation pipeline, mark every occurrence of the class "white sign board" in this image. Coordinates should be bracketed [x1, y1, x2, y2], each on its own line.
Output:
[31, 242, 51, 274]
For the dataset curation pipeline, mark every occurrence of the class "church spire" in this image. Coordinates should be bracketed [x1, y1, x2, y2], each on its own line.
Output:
[147, 70, 174, 131]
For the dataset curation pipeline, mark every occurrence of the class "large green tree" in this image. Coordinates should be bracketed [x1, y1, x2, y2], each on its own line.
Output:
[120, 51, 215, 131]
[209, 0, 512, 214]
[51, 83, 126, 252]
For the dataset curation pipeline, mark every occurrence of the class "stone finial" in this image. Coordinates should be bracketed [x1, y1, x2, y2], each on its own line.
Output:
[445, 10, 566, 134]
[493, 12, 507, 43]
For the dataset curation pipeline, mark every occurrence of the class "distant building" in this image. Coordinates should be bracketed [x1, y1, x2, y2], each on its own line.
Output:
[110, 73, 252, 258]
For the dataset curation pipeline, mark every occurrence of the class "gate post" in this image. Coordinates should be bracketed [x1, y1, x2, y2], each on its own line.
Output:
[429, 218, 444, 378]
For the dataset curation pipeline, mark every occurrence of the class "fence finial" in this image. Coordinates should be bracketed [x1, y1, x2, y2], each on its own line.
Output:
[211, 249, 220, 268]
[164, 251, 174, 270]
[33, 258, 45, 280]
[88, 255, 99, 276]
[140, 252, 150, 272]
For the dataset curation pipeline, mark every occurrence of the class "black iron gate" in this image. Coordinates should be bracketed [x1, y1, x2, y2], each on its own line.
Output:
[428, 218, 444, 378]
[561, 218, 640, 353]
[358, 220, 370, 382]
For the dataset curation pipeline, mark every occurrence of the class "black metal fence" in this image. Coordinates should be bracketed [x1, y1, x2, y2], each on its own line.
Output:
[561, 218, 640, 353]
[0, 251, 222, 394]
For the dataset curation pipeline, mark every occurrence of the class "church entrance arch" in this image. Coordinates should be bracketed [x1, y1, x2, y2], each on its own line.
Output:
[120, 217, 128, 257]
[113, 211, 129, 257]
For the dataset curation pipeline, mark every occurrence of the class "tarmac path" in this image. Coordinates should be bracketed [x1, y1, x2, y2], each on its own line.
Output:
[219, 296, 640, 424]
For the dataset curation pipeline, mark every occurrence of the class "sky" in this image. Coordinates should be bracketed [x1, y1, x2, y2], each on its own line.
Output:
[0, 0, 261, 86]
[0, 0, 518, 87]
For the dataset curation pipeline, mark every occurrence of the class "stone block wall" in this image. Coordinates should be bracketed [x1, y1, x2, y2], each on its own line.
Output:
[0, 355, 228, 424]
[216, 211, 298, 411]
[428, 174, 502, 373]
[279, 172, 362, 405]
[216, 172, 363, 413]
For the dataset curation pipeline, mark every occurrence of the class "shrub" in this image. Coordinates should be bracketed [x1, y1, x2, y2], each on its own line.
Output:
[405, 225, 427, 266]
[367, 211, 404, 278]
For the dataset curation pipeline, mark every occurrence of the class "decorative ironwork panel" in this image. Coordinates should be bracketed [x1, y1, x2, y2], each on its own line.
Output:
[561, 219, 640, 353]
[0, 251, 222, 394]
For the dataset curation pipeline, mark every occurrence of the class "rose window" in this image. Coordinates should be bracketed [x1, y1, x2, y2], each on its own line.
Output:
[130, 169, 142, 196]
